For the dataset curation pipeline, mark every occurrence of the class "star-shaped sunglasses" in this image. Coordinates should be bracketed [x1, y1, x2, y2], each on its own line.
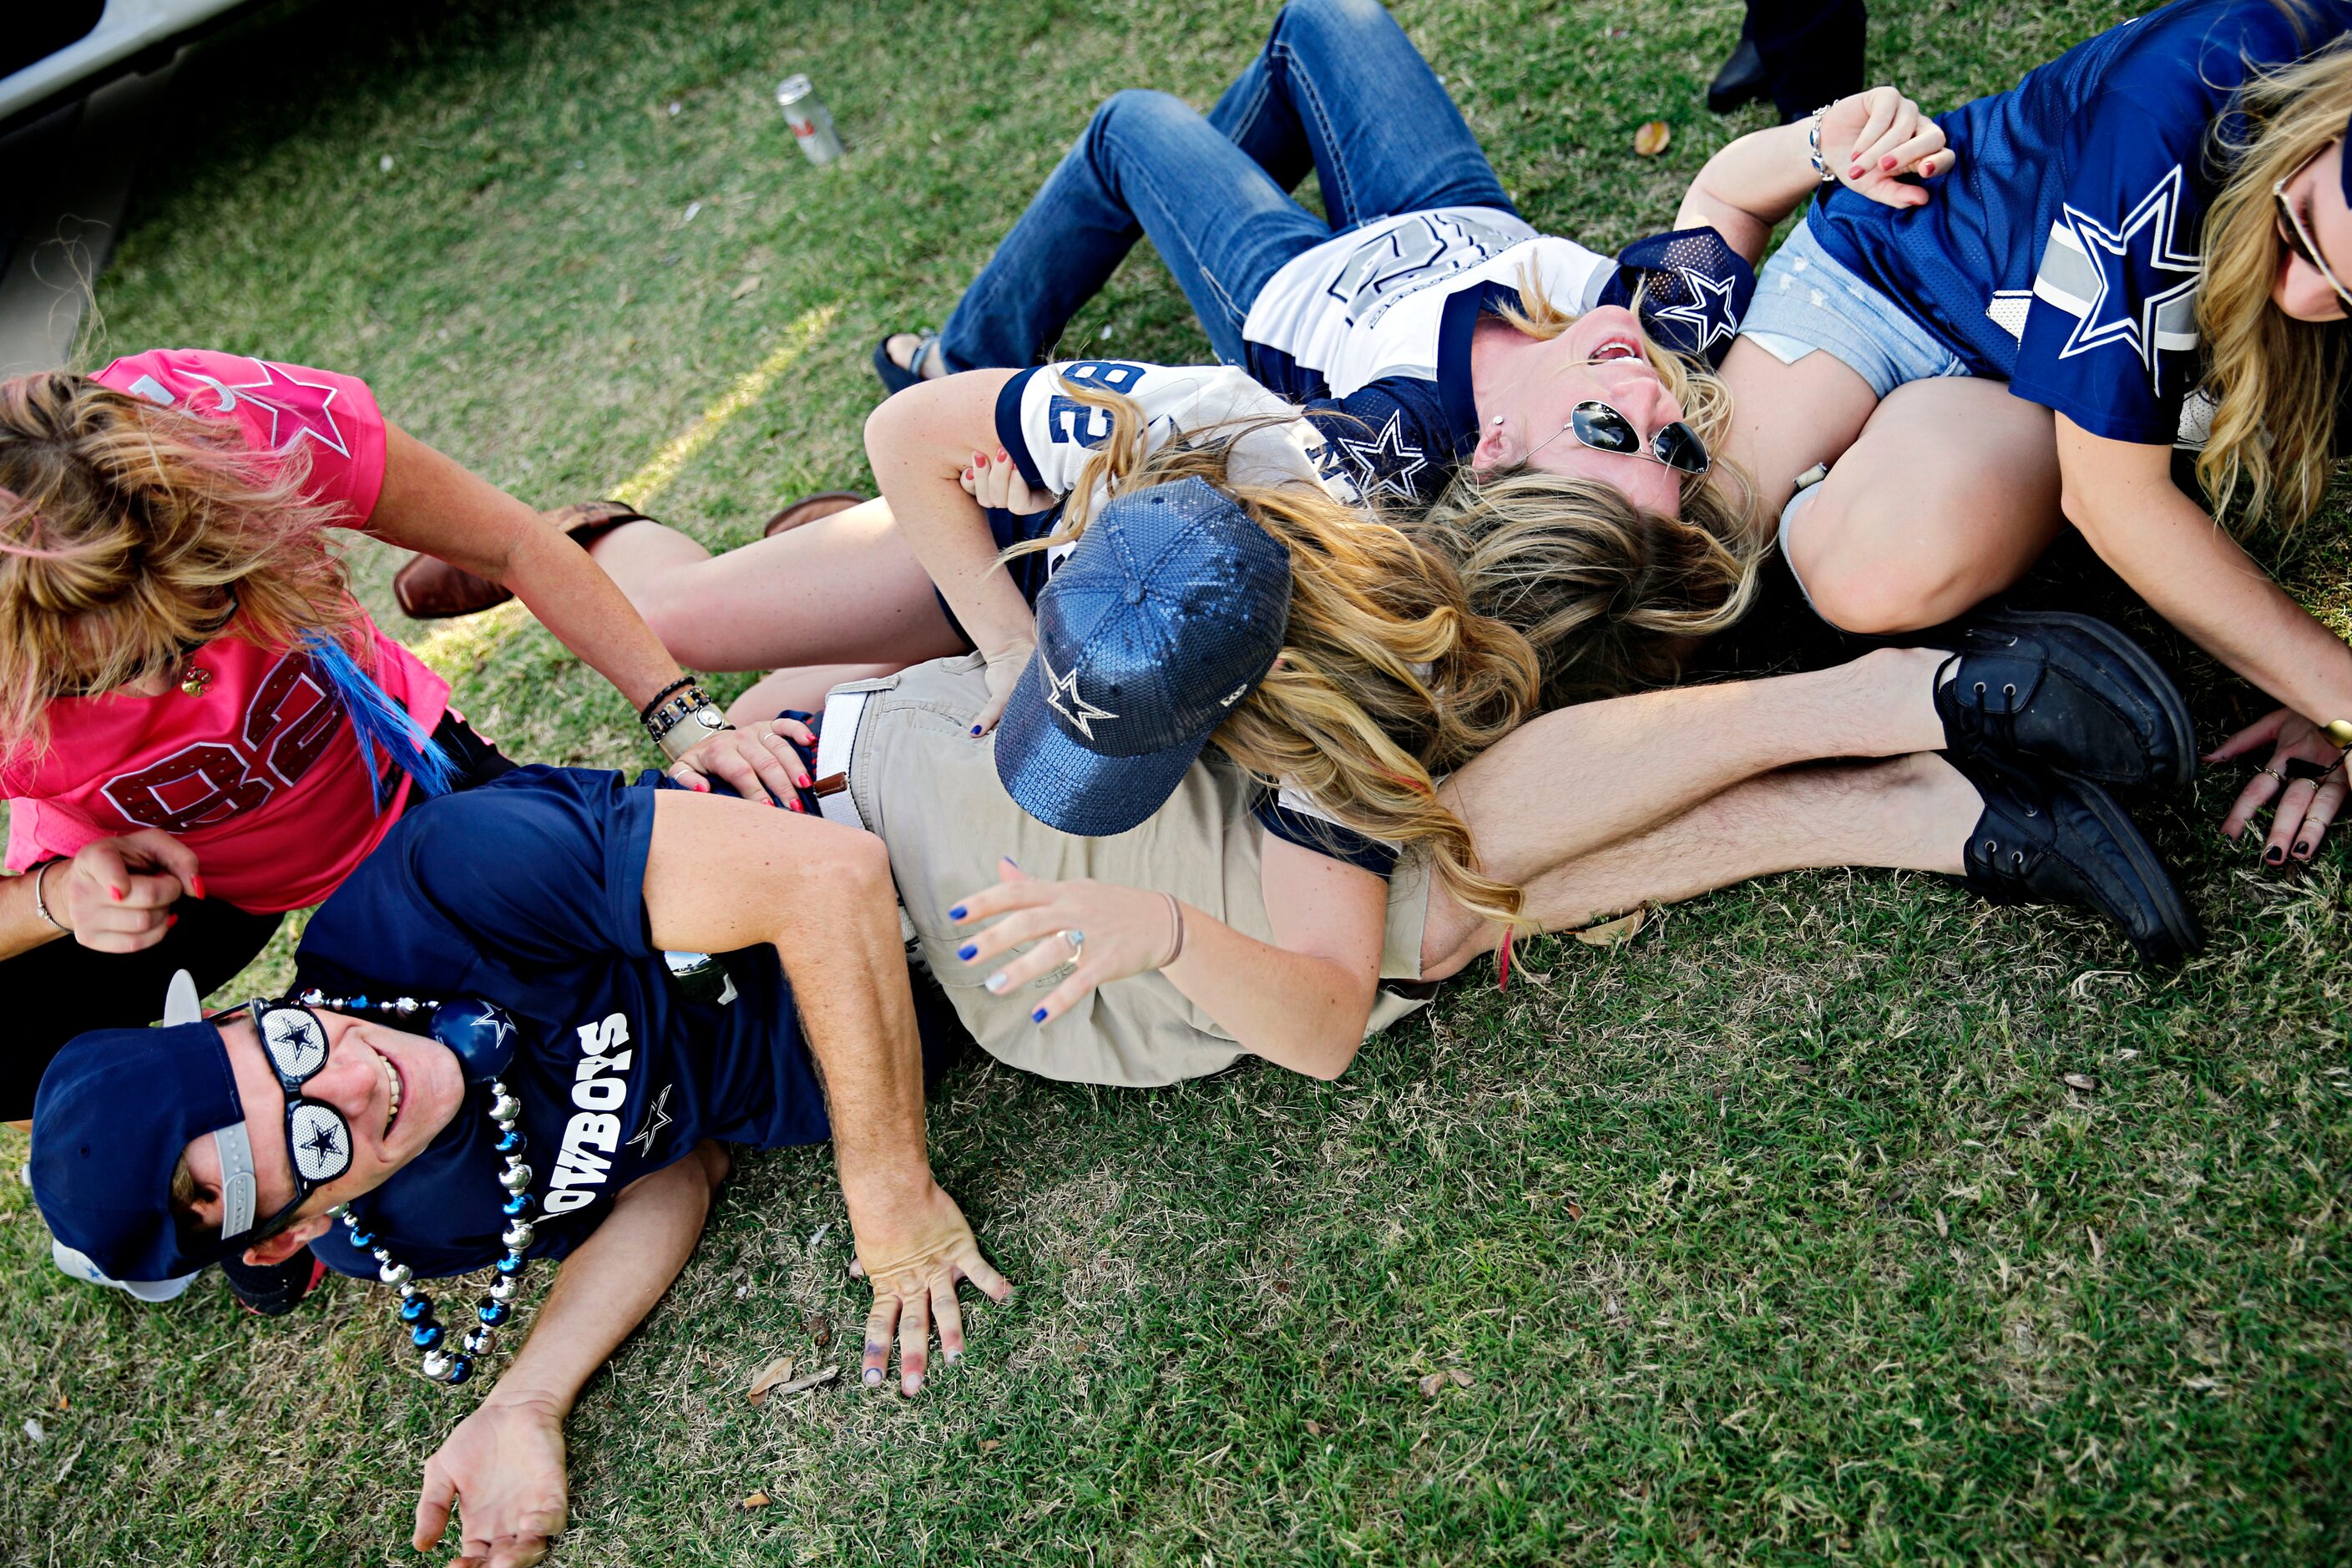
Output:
[1527, 401, 1712, 476]
[223, 1000, 357, 1238]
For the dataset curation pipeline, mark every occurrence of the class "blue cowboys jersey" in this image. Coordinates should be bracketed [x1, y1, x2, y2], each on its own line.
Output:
[298, 767, 833, 1278]
[1806, 0, 2352, 446]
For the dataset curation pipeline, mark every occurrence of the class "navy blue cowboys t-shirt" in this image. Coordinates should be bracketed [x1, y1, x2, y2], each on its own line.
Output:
[1806, 0, 2352, 446]
[301, 766, 830, 1278]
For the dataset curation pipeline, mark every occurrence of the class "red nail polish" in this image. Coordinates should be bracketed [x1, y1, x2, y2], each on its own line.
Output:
[1881, 154, 1897, 170]
[1849, 164, 1865, 180]
[109, 886, 124, 902]
[189, 874, 206, 900]
[166, 913, 179, 928]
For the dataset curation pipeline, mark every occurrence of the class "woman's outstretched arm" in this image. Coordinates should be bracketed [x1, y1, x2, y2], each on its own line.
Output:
[1675, 88, 1955, 264]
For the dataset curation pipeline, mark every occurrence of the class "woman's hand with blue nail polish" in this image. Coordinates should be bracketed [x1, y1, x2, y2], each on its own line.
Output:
[943, 856, 1181, 1026]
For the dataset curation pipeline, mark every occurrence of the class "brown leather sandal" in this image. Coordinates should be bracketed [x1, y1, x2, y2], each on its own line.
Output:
[392, 500, 655, 620]
[762, 490, 867, 539]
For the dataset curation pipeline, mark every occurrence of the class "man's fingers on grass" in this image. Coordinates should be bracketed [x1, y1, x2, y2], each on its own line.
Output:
[862, 1300, 896, 1385]
[958, 1241, 1014, 1301]
[932, 1275, 965, 1362]
[415, 1469, 456, 1548]
[899, 1292, 933, 1393]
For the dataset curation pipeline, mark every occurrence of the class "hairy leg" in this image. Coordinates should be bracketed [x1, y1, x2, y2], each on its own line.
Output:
[1716, 334, 1881, 542]
[1422, 753, 1979, 978]
[1436, 645, 1950, 878]
[583, 498, 964, 675]
[1783, 377, 2066, 635]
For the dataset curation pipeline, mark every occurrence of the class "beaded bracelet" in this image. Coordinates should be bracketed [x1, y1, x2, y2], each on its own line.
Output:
[1806, 102, 1841, 185]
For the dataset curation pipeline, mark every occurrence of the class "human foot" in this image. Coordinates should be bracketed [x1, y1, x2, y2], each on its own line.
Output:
[1948, 751, 2199, 963]
[1928, 609, 2193, 792]
[873, 332, 948, 394]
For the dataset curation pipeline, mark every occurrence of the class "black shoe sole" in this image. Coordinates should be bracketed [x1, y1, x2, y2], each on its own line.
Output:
[2064, 771, 2202, 964]
[1956, 608, 2196, 794]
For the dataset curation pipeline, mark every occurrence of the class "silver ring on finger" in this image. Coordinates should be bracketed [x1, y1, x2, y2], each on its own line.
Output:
[1060, 928, 1085, 958]
[2258, 765, 2288, 783]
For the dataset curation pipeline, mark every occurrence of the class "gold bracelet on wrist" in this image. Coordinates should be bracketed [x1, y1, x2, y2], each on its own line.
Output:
[2325, 719, 2352, 749]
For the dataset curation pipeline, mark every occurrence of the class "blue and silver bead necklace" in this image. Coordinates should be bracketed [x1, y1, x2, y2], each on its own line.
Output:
[301, 989, 538, 1388]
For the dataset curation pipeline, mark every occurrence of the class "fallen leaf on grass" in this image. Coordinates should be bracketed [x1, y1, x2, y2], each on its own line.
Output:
[1566, 1201, 1585, 1221]
[1417, 1368, 1475, 1397]
[740, 1491, 771, 1510]
[807, 1313, 833, 1349]
[1634, 121, 1672, 156]
[979, 1439, 1002, 1454]
[746, 1356, 797, 1404]
[1573, 906, 1647, 947]
[2061, 1072, 2098, 1092]
[1303, 1419, 1326, 1436]
[731, 275, 763, 300]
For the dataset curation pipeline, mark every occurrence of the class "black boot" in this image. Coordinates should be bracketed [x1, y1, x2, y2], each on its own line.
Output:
[1707, 35, 1768, 114]
[1931, 609, 2194, 793]
[1953, 754, 2200, 963]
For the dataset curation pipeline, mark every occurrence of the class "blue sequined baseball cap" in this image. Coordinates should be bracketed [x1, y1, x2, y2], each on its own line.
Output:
[32, 1022, 250, 1282]
[995, 477, 1290, 837]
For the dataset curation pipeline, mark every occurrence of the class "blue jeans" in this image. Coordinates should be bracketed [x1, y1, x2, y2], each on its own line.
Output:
[936, 0, 1519, 371]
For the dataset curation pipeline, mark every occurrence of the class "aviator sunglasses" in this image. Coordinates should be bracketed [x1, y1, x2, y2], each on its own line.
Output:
[1527, 401, 1712, 476]
[2274, 140, 2352, 314]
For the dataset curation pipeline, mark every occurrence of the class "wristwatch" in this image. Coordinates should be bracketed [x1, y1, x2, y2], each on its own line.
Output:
[642, 681, 734, 763]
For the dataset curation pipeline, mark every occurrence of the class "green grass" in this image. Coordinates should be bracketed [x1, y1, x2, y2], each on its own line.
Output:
[6, 0, 2350, 1561]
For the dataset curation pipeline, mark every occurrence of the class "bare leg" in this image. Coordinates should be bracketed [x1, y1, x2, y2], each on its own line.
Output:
[1781, 377, 2066, 634]
[582, 498, 965, 675]
[1716, 335, 1881, 543]
[726, 663, 904, 723]
[1422, 754, 1980, 978]
[1435, 645, 1950, 874]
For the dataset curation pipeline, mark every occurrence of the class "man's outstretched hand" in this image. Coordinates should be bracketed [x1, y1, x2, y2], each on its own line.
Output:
[847, 1180, 1012, 1396]
[413, 1391, 569, 1568]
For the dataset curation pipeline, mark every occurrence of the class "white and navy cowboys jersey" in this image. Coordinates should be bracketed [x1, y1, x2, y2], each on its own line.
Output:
[1805, 0, 2352, 448]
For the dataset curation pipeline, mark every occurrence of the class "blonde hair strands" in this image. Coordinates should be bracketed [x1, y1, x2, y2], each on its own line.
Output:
[0, 370, 367, 753]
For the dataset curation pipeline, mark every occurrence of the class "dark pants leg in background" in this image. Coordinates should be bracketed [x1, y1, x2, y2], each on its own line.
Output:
[1748, 0, 1868, 124]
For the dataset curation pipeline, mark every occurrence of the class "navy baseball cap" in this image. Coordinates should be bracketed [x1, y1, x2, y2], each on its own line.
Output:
[32, 1021, 253, 1282]
[995, 477, 1290, 836]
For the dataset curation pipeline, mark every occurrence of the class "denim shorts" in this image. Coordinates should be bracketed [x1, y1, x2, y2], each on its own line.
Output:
[1739, 218, 1971, 399]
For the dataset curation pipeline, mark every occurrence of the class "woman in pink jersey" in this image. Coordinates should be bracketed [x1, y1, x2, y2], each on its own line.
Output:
[0, 351, 817, 1130]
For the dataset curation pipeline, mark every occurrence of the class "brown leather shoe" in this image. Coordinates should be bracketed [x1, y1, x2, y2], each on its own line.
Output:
[763, 490, 867, 539]
[392, 500, 655, 620]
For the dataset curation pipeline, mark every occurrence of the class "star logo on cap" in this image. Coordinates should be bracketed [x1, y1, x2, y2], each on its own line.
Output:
[1040, 650, 1116, 740]
[1335, 411, 1429, 503]
[1647, 266, 1739, 353]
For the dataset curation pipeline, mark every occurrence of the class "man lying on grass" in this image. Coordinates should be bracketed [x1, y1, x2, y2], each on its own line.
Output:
[30, 761, 1007, 1568]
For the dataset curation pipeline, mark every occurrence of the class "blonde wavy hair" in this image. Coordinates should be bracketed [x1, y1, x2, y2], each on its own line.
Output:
[0, 369, 366, 751]
[2198, 29, 2352, 526]
[1009, 358, 1760, 932]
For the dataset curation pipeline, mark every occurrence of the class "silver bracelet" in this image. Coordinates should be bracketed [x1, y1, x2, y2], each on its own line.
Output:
[1807, 101, 1841, 184]
[644, 684, 734, 763]
[31, 859, 68, 934]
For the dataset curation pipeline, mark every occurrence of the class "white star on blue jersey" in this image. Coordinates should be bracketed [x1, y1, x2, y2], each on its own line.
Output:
[1647, 266, 1739, 354]
[1335, 411, 1430, 503]
[1040, 650, 1116, 740]
[626, 1083, 673, 1157]
[2055, 164, 2202, 393]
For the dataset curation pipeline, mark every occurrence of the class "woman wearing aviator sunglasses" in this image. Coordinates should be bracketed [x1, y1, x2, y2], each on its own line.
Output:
[1682, 0, 2352, 866]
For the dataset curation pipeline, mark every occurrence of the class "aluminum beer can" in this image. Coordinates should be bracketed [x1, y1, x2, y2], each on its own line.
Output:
[776, 74, 844, 165]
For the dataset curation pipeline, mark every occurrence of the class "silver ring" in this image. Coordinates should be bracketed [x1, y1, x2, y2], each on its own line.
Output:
[1060, 928, 1085, 958]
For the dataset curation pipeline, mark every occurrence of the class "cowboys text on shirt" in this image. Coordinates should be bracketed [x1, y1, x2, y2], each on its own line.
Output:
[544, 1011, 639, 1215]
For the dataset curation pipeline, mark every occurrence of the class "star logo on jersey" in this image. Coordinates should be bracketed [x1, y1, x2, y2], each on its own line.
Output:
[1335, 411, 1430, 503]
[2046, 164, 2202, 393]
[179, 357, 355, 458]
[625, 1084, 674, 1157]
[1039, 650, 1115, 740]
[1646, 266, 1739, 354]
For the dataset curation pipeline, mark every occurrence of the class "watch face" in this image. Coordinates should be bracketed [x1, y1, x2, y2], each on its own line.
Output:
[692, 709, 727, 732]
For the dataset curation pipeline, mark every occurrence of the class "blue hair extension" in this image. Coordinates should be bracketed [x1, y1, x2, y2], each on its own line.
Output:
[298, 632, 458, 808]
